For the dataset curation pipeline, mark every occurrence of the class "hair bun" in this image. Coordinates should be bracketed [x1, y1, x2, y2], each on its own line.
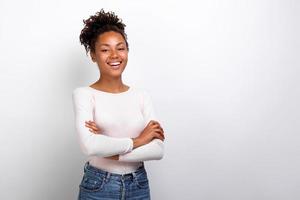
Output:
[79, 8, 129, 55]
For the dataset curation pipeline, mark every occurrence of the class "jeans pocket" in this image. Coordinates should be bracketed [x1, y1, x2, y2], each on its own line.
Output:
[135, 172, 149, 189]
[79, 172, 105, 192]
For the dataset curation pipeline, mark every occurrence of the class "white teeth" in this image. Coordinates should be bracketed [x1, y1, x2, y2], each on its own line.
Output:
[109, 62, 121, 66]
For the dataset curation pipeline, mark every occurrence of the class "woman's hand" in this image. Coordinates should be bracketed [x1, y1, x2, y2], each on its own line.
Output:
[132, 120, 165, 148]
[105, 155, 119, 160]
[85, 120, 102, 134]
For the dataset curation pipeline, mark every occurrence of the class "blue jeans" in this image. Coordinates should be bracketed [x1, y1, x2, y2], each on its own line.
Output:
[78, 161, 151, 200]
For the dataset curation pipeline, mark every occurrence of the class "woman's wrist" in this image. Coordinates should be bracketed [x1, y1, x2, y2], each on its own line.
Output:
[132, 137, 142, 149]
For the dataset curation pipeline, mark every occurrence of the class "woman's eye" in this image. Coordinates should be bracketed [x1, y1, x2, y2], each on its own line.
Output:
[101, 49, 108, 52]
[118, 48, 125, 51]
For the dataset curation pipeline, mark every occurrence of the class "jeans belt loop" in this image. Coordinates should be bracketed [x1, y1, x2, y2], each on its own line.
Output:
[105, 172, 111, 183]
[84, 161, 88, 172]
[132, 171, 137, 181]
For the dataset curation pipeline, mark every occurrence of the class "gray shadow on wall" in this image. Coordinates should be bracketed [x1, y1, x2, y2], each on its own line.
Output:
[30, 47, 97, 200]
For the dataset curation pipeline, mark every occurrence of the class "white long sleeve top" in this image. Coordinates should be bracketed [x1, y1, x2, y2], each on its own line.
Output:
[72, 86, 164, 174]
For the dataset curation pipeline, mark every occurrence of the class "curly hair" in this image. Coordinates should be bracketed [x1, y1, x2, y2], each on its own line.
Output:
[79, 9, 129, 55]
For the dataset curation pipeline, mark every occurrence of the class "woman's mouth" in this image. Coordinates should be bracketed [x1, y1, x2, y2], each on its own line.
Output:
[108, 61, 122, 69]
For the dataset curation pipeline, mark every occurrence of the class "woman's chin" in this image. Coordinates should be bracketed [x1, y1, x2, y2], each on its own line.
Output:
[109, 70, 124, 77]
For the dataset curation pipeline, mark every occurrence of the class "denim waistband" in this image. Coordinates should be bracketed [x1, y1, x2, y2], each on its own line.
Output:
[83, 161, 146, 181]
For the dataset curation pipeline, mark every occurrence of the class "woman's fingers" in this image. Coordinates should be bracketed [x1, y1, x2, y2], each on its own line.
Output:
[155, 132, 165, 141]
[149, 120, 162, 128]
[85, 121, 99, 129]
[85, 122, 99, 130]
[152, 125, 164, 135]
[150, 121, 164, 132]
[154, 128, 165, 140]
[150, 120, 160, 126]
[85, 120, 101, 134]
[89, 129, 99, 134]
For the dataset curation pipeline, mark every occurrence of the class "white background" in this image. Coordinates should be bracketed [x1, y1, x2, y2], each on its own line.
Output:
[0, 0, 299, 199]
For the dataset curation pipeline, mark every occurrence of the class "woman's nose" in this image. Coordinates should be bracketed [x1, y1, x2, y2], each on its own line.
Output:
[110, 50, 118, 58]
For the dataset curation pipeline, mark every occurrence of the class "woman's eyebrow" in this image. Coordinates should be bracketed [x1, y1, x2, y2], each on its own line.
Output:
[99, 42, 125, 47]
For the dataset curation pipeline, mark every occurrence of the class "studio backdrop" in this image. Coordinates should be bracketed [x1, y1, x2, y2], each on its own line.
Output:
[0, 0, 299, 199]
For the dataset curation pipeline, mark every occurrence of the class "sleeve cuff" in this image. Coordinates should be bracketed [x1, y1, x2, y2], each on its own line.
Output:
[124, 138, 133, 154]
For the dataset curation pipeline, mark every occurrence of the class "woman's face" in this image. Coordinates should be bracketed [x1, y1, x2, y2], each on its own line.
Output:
[90, 31, 128, 78]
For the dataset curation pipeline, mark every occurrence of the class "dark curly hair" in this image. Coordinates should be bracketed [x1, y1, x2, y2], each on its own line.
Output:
[79, 9, 129, 55]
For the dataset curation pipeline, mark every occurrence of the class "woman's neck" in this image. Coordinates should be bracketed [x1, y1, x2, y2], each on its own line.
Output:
[90, 77, 129, 93]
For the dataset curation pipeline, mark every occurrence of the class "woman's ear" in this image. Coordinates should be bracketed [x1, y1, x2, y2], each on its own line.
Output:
[90, 51, 96, 62]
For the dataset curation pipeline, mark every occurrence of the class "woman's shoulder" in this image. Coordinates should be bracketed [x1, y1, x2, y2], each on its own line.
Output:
[72, 86, 93, 97]
[131, 87, 154, 104]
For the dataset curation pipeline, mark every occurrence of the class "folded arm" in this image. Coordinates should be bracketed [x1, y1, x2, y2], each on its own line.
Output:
[119, 90, 165, 162]
[119, 139, 164, 162]
[72, 88, 133, 157]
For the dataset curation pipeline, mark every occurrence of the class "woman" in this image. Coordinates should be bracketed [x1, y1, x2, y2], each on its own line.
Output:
[72, 9, 165, 200]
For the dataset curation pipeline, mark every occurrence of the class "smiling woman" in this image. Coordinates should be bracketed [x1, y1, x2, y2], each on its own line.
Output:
[90, 31, 128, 76]
[73, 9, 165, 200]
